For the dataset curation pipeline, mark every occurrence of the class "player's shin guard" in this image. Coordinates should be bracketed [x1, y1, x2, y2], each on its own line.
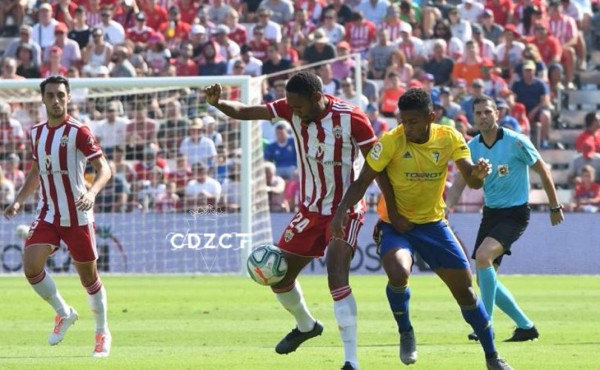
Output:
[332, 287, 359, 369]
[86, 278, 108, 332]
[274, 281, 316, 332]
[461, 300, 497, 358]
[495, 281, 534, 329]
[386, 284, 412, 333]
[27, 270, 69, 317]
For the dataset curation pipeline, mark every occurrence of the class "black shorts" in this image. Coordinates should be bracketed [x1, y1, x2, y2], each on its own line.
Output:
[472, 203, 530, 266]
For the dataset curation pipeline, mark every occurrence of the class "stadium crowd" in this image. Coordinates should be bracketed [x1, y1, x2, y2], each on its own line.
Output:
[0, 0, 599, 213]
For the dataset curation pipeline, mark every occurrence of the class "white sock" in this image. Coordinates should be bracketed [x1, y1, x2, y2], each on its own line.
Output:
[275, 281, 316, 332]
[334, 293, 359, 369]
[28, 270, 69, 317]
[87, 283, 108, 332]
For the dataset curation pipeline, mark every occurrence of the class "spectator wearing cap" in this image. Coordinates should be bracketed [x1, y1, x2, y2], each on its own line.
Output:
[94, 100, 130, 158]
[264, 122, 297, 180]
[458, 0, 484, 23]
[190, 24, 207, 58]
[514, 43, 547, 83]
[68, 6, 91, 50]
[159, 6, 191, 50]
[420, 73, 440, 104]
[358, 0, 391, 25]
[141, 0, 168, 30]
[261, 42, 293, 86]
[32, 3, 59, 50]
[158, 100, 190, 158]
[0, 103, 25, 159]
[345, 11, 377, 55]
[303, 29, 337, 65]
[225, 8, 247, 46]
[126, 12, 154, 47]
[330, 41, 355, 81]
[110, 45, 137, 77]
[496, 99, 522, 133]
[452, 40, 483, 87]
[495, 24, 525, 71]
[42, 22, 81, 69]
[15, 43, 41, 79]
[568, 138, 600, 185]
[365, 103, 388, 137]
[471, 23, 494, 61]
[41, 46, 69, 78]
[283, 8, 316, 54]
[258, 0, 294, 25]
[396, 22, 426, 66]
[511, 60, 552, 148]
[480, 58, 507, 99]
[459, 78, 486, 125]
[423, 39, 453, 85]
[575, 112, 600, 154]
[448, 6, 472, 43]
[439, 86, 461, 119]
[367, 29, 396, 80]
[208, 0, 232, 24]
[82, 28, 113, 72]
[202, 114, 223, 146]
[322, 0, 354, 26]
[214, 24, 241, 61]
[4, 26, 42, 67]
[94, 6, 126, 44]
[179, 117, 217, 167]
[252, 7, 283, 43]
[318, 9, 346, 46]
[338, 77, 369, 112]
[480, 8, 504, 45]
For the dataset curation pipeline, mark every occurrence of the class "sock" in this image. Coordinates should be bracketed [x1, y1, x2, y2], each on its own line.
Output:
[495, 281, 534, 329]
[461, 300, 496, 358]
[86, 278, 108, 332]
[333, 289, 358, 369]
[274, 281, 316, 332]
[27, 270, 69, 317]
[477, 266, 498, 322]
[386, 284, 412, 333]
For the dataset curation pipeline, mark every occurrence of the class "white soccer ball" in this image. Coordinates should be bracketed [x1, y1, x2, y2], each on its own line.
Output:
[15, 224, 30, 240]
[247, 244, 288, 286]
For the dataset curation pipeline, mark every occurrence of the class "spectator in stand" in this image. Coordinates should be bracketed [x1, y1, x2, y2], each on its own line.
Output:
[160, 6, 191, 51]
[133, 144, 169, 183]
[439, 86, 461, 119]
[399, 0, 422, 29]
[173, 41, 198, 77]
[516, 4, 545, 38]
[202, 115, 223, 146]
[82, 28, 113, 74]
[330, 41, 355, 82]
[397, 22, 427, 67]
[258, 0, 294, 24]
[142, 0, 168, 30]
[499, 89, 530, 136]
[265, 161, 288, 212]
[208, 0, 232, 24]
[323, 0, 354, 25]
[85, 0, 103, 29]
[252, 7, 282, 43]
[261, 43, 292, 86]
[420, 73, 440, 104]
[379, 72, 405, 118]
[138, 166, 167, 212]
[338, 77, 369, 112]
[0, 103, 25, 159]
[2, 153, 25, 191]
[513, 43, 547, 83]
[225, 8, 247, 46]
[316, 63, 339, 96]
[472, 24, 495, 61]
[495, 24, 525, 78]
[219, 161, 241, 212]
[480, 8, 504, 45]
[431, 19, 464, 60]
[448, 6, 472, 43]
[248, 25, 270, 62]
[114, 0, 138, 30]
[278, 35, 300, 66]
[145, 34, 171, 76]
[433, 103, 455, 127]
[367, 29, 396, 80]
[68, 6, 91, 50]
[480, 59, 507, 99]
[95, 6, 126, 45]
[423, 39, 453, 86]
[283, 168, 300, 212]
[230, 45, 263, 77]
[96, 160, 129, 212]
[4, 25, 42, 67]
[345, 11, 377, 56]
[32, 3, 59, 51]
[284, 8, 316, 55]
[548, 0, 583, 73]
[0, 166, 15, 208]
[529, 23, 574, 89]
[112, 147, 136, 187]
[575, 112, 600, 153]
[94, 100, 130, 159]
[185, 162, 222, 208]
[572, 165, 600, 213]
[511, 60, 552, 148]
[169, 155, 193, 197]
[452, 40, 483, 87]
[41, 46, 68, 78]
[158, 100, 189, 158]
[568, 138, 600, 185]
[197, 9, 217, 36]
[0, 0, 26, 35]
[42, 22, 81, 69]
[296, 0, 325, 24]
[318, 9, 346, 46]
[264, 122, 297, 180]
[460, 79, 486, 125]
[110, 45, 137, 78]
[155, 181, 181, 213]
[127, 104, 158, 158]
[380, 4, 403, 41]
[458, 0, 484, 23]
[496, 99, 522, 133]
[16, 44, 41, 79]
[179, 118, 217, 168]
[198, 41, 228, 76]
[365, 103, 389, 138]
[358, 0, 390, 25]
[214, 25, 241, 61]
[303, 30, 337, 65]
[177, 0, 201, 24]
[126, 12, 154, 49]
[190, 24, 207, 59]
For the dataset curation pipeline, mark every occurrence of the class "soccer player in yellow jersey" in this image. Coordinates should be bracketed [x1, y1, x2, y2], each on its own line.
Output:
[331, 89, 514, 370]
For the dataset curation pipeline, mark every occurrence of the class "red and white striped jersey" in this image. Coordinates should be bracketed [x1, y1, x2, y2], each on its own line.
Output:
[549, 15, 578, 45]
[30, 116, 103, 227]
[267, 95, 376, 215]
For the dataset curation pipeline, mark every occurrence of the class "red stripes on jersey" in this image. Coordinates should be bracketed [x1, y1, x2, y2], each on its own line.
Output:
[549, 15, 576, 44]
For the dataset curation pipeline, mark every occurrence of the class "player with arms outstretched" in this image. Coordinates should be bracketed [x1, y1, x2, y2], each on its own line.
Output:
[4, 76, 112, 357]
[205, 71, 376, 370]
[331, 89, 514, 370]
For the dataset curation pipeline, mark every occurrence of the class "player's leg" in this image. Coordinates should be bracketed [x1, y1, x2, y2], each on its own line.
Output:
[326, 214, 362, 370]
[376, 221, 417, 365]
[23, 221, 77, 345]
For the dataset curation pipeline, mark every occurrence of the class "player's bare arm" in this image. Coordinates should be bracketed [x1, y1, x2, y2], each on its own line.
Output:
[445, 173, 467, 213]
[531, 159, 564, 226]
[376, 170, 414, 233]
[3, 162, 40, 219]
[75, 156, 111, 212]
[204, 83, 271, 121]
[455, 157, 491, 189]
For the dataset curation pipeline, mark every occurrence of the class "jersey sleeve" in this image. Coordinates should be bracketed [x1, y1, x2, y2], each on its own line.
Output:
[450, 128, 471, 163]
[76, 125, 103, 161]
[351, 109, 376, 147]
[365, 132, 395, 173]
[266, 98, 293, 123]
[514, 134, 540, 166]
[30, 131, 38, 161]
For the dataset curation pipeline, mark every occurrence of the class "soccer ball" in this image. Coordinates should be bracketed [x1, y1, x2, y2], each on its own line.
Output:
[247, 244, 288, 286]
[15, 224, 30, 240]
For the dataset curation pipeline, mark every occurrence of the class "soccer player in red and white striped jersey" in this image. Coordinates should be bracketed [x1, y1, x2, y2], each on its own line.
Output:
[205, 71, 378, 370]
[4, 76, 112, 358]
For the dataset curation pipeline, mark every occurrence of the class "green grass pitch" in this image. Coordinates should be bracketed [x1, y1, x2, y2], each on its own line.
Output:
[0, 275, 599, 370]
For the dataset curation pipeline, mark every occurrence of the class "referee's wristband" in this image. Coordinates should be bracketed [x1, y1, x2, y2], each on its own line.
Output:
[550, 204, 563, 213]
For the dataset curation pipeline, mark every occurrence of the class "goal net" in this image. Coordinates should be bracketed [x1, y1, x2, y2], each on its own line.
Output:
[0, 76, 272, 274]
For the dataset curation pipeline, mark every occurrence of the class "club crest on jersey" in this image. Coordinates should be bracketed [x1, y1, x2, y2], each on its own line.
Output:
[87, 136, 98, 150]
[333, 126, 343, 139]
[498, 164, 509, 177]
[370, 142, 383, 160]
[432, 151, 440, 163]
[284, 229, 294, 242]
[60, 135, 69, 147]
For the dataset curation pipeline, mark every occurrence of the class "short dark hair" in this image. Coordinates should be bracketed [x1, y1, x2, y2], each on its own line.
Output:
[472, 95, 497, 112]
[40, 75, 70, 95]
[286, 71, 322, 99]
[585, 112, 599, 127]
[397, 88, 432, 113]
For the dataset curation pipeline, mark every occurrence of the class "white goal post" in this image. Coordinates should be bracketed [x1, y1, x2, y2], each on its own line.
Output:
[0, 76, 272, 275]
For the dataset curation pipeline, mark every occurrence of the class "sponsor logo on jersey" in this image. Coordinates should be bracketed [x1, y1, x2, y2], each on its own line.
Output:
[370, 142, 383, 160]
[284, 229, 295, 242]
[404, 171, 444, 180]
[432, 151, 440, 163]
[403, 151, 412, 159]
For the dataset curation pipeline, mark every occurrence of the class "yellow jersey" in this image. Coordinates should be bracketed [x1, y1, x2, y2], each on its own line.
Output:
[366, 124, 471, 224]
